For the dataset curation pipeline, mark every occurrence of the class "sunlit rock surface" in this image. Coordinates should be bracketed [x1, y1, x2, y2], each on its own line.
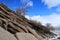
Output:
[16, 33, 39, 40]
[0, 3, 56, 40]
[0, 27, 17, 40]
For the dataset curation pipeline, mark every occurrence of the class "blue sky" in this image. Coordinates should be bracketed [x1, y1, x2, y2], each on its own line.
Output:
[0, 0, 60, 26]
[0, 0, 56, 16]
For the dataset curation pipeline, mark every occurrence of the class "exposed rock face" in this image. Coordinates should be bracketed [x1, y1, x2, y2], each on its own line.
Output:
[16, 33, 39, 40]
[57, 37, 60, 39]
[0, 3, 56, 40]
[0, 27, 17, 40]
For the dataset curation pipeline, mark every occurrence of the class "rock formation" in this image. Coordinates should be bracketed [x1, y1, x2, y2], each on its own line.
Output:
[0, 3, 56, 40]
[16, 33, 39, 40]
[0, 27, 17, 40]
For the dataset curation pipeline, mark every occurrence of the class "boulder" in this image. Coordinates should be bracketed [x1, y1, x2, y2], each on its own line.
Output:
[0, 27, 17, 40]
[16, 33, 39, 40]
[57, 37, 60, 39]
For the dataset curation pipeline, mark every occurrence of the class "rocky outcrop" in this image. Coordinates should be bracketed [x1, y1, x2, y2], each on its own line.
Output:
[0, 3, 56, 40]
[16, 33, 39, 40]
[0, 27, 17, 40]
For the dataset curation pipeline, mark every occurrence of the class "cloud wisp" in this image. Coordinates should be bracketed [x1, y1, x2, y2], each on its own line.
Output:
[42, 0, 60, 8]
[25, 13, 60, 27]
[26, 1, 33, 7]
[20, 0, 33, 7]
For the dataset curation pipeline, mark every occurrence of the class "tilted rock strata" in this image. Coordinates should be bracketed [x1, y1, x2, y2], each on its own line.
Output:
[0, 27, 17, 40]
[0, 3, 56, 40]
[16, 33, 39, 40]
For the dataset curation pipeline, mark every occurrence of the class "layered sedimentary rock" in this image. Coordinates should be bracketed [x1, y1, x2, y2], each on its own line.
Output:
[0, 3, 56, 40]
[0, 27, 17, 40]
[16, 33, 39, 40]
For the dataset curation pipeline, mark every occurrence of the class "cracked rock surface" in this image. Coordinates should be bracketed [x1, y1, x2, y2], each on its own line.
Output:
[16, 33, 39, 40]
[0, 27, 17, 40]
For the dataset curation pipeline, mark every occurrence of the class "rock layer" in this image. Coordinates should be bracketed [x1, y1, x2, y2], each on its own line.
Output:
[0, 3, 56, 40]
[16, 33, 39, 40]
[0, 27, 17, 40]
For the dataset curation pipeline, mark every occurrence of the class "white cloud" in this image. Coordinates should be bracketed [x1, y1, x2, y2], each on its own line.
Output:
[20, 0, 33, 7]
[25, 15, 30, 19]
[26, 1, 33, 7]
[42, 0, 60, 8]
[25, 13, 60, 26]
